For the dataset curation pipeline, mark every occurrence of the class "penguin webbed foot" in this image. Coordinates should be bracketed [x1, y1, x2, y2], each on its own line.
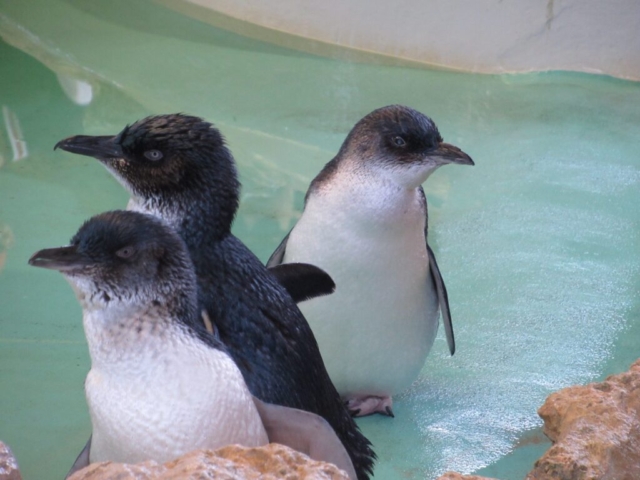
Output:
[345, 395, 394, 418]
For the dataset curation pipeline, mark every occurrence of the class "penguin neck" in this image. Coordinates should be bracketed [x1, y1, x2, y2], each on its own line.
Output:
[347, 155, 438, 189]
[311, 156, 429, 222]
[67, 277, 200, 369]
[303, 160, 425, 238]
[128, 173, 238, 246]
[84, 298, 195, 372]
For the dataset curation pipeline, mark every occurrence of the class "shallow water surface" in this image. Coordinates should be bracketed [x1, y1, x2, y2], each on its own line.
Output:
[0, 2, 639, 479]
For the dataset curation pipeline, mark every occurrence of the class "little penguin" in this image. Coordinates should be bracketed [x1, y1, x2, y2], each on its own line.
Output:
[28, 210, 357, 480]
[54, 115, 375, 479]
[267, 105, 474, 417]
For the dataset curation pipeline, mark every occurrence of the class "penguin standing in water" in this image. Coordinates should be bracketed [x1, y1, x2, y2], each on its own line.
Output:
[267, 105, 474, 417]
[29, 211, 356, 479]
[55, 116, 375, 479]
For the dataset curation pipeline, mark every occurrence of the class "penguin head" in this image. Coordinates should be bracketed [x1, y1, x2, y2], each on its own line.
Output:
[340, 105, 473, 188]
[55, 115, 240, 229]
[29, 210, 197, 313]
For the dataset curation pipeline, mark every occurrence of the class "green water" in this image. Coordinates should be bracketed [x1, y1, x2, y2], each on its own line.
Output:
[0, 1, 639, 479]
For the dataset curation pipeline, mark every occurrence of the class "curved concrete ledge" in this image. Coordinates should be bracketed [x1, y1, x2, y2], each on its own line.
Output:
[162, 0, 640, 80]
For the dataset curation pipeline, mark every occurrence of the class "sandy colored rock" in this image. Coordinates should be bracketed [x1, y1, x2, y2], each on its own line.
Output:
[0, 441, 22, 480]
[436, 473, 498, 480]
[526, 359, 640, 480]
[68, 443, 350, 479]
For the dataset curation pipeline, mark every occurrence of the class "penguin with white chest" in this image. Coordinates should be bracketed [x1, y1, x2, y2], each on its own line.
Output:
[54, 115, 375, 478]
[29, 210, 356, 479]
[268, 105, 474, 417]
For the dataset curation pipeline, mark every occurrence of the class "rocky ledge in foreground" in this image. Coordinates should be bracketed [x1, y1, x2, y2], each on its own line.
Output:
[526, 358, 640, 480]
[436, 359, 640, 480]
[0, 441, 22, 480]
[68, 443, 350, 479]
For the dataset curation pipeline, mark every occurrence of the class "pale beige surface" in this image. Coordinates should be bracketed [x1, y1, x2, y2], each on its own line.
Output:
[173, 0, 640, 79]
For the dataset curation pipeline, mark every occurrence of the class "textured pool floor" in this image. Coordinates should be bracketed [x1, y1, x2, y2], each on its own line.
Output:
[1, 2, 639, 479]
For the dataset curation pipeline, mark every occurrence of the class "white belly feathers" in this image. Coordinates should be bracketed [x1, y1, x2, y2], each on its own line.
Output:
[83, 313, 268, 464]
[283, 180, 440, 397]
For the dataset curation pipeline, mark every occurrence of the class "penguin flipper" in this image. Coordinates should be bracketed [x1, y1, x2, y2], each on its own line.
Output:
[419, 186, 455, 355]
[268, 263, 336, 303]
[65, 436, 91, 479]
[252, 396, 357, 480]
[427, 244, 455, 355]
[266, 230, 291, 267]
[266, 231, 335, 303]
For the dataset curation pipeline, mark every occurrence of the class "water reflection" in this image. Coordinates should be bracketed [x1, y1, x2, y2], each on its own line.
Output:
[0, 223, 14, 273]
[2, 106, 27, 161]
[56, 74, 94, 106]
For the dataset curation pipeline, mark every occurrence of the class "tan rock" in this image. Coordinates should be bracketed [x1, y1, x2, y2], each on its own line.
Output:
[526, 359, 640, 480]
[436, 473, 498, 480]
[0, 441, 22, 480]
[68, 443, 350, 479]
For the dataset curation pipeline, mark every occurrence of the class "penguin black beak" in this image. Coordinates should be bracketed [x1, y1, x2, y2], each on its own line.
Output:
[55, 135, 123, 160]
[429, 142, 474, 166]
[28, 245, 93, 272]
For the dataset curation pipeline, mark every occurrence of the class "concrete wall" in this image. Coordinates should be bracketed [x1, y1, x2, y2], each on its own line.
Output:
[177, 0, 640, 80]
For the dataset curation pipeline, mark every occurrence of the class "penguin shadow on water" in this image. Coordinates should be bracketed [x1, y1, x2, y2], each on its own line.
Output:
[29, 211, 357, 479]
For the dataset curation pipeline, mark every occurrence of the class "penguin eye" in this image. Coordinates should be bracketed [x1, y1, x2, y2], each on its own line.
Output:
[143, 150, 163, 161]
[115, 246, 135, 259]
[393, 136, 406, 147]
